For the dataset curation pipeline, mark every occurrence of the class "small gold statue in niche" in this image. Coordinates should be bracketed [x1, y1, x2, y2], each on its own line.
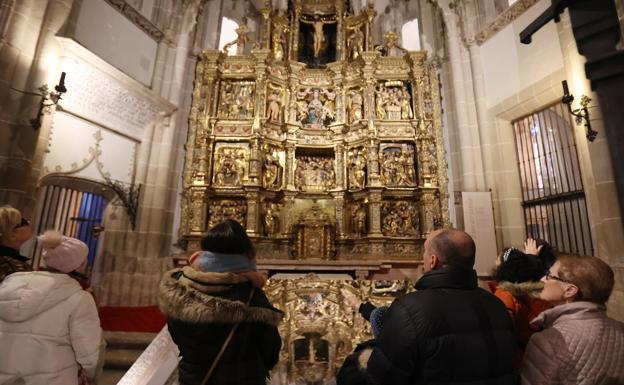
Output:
[263, 202, 280, 237]
[351, 203, 367, 237]
[218, 81, 255, 120]
[346, 89, 364, 125]
[345, 24, 364, 61]
[380, 144, 416, 188]
[208, 199, 247, 229]
[381, 201, 420, 237]
[296, 88, 336, 128]
[271, 24, 288, 62]
[266, 85, 285, 123]
[375, 82, 413, 121]
[347, 147, 367, 190]
[222, 24, 250, 55]
[295, 156, 335, 191]
[212, 146, 248, 187]
[262, 147, 283, 190]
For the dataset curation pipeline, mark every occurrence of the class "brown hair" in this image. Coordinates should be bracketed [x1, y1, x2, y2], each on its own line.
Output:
[557, 254, 614, 304]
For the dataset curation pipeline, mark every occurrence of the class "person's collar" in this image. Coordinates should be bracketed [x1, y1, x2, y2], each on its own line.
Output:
[531, 301, 606, 329]
[0, 245, 29, 262]
[415, 266, 478, 290]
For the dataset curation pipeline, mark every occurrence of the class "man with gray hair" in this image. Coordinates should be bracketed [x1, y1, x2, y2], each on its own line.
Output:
[364, 228, 516, 385]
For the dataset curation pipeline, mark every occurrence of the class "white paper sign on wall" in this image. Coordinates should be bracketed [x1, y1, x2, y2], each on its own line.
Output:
[462, 191, 497, 276]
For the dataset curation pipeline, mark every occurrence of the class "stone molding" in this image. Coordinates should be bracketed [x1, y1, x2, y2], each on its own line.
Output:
[474, 0, 542, 46]
[103, 0, 165, 42]
[56, 37, 176, 141]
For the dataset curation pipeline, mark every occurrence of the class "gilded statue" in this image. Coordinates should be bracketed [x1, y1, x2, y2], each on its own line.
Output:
[219, 82, 255, 119]
[264, 203, 280, 236]
[347, 90, 363, 124]
[347, 147, 366, 190]
[272, 24, 288, 61]
[381, 201, 419, 237]
[351, 205, 367, 237]
[375, 84, 412, 121]
[266, 87, 285, 123]
[295, 156, 335, 191]
[223, 24, 250, 55]
[208, 199, 247, 228]
[380, 146, 416, 187]
[346, 24, 364, 61]
[376, 30, 407, 57]
[300, 15, 336, 58]
[213, 148, 247, 187]
[263, 149, 282, 189]
[296, 88, 336, 127]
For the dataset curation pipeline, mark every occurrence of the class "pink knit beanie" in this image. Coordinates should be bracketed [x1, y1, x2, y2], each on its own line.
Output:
[39, 230, 88, 273]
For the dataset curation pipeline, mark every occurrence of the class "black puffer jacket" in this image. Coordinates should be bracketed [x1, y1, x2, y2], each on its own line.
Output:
[366, 267, 516, 385]
[158, 267, 283, 385]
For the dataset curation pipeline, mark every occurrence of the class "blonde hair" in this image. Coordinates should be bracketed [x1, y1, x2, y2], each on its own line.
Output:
[0, 205, 22, 243]
[558, 254, 615, 304]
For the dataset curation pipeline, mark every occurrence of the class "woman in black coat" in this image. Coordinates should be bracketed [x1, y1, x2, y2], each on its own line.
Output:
[159, 220, 282, 385]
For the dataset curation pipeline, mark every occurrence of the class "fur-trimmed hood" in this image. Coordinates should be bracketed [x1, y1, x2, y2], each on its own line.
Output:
[498, 280, 544, 298]
[158, 267, 282, 326]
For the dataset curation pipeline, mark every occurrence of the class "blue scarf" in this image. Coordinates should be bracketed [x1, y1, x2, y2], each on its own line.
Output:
[196, 250, 256, 273]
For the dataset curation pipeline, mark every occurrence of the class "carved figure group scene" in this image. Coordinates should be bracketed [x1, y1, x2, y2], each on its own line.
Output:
[183, 0, 449, 263]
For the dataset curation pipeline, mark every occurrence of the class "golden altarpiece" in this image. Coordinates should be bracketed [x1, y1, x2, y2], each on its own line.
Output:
[179, 0, 448, 383]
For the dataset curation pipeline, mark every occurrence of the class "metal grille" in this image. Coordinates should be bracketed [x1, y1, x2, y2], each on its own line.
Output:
[32, 184, 107, 273]
[512, 102, 593, 256]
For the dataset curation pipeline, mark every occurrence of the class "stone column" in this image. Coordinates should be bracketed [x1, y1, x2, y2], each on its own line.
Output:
[331, 192, 346, 239]
[367, 189, 382, 236]
[285, 142, 296, 189]
[291, 2, 301, 61]
[245, 189, 261, 236]
[0, 0, 72, 212]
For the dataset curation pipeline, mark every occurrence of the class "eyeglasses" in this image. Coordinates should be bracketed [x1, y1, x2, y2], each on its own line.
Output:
[545, 270, 570, 284]
[13, 218, 30, 229]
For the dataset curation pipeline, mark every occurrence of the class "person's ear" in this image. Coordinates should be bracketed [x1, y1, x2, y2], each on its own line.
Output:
[429, 254, 441, 270]
[188, 251, 201, 267]
[563, 283, 579, 302]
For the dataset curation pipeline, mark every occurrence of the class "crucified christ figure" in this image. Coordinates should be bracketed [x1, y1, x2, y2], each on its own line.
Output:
[301, 16, 336, 58]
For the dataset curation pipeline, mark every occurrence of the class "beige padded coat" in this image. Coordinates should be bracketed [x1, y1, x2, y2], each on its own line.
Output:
[520, 301, 624, 385]
[0, 271, 102, 385]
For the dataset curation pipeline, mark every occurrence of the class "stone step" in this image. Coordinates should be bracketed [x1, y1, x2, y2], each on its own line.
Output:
[104, 347, 143, 370]
[104, 331, 157, 350]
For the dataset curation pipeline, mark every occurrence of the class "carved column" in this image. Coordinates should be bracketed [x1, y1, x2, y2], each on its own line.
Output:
[261, 3, 271, 49]
[365, 7, 377, 51]
[189, 187, 207, 236]
[332, 192, 346, 239]
[334, 143, 345, 189]
[245, 189, 261, 236]
[291, 2, 302, 61]
[367, 139, 381, 187]
[282, 192, 297, 237]
[336, 0, 345, 60]
[285, 142, 297, 189]
[419, 190, 436, 236]
[248, 138, 262, 186]
[367, 189, 383, 236]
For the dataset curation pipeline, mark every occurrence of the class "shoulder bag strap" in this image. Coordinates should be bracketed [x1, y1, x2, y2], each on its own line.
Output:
[200, 287, 255, 385]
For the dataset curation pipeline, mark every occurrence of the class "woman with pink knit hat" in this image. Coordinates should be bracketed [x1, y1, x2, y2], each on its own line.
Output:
[0, 231, 102, 385]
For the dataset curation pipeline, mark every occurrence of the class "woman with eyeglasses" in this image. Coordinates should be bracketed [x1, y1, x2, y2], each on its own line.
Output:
[520, 254, 624, 385]
[0, 205, 33, 282]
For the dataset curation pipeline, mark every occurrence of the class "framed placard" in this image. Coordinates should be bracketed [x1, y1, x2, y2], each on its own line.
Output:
[462, 192, 497, 276]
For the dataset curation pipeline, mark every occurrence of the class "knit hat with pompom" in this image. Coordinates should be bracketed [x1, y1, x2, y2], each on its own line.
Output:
[39, 230, 88, 273]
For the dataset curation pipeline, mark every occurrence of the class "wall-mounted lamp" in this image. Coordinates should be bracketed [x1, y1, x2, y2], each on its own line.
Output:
[561, 80, 597, 142]
[10, 72, 67, 130]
